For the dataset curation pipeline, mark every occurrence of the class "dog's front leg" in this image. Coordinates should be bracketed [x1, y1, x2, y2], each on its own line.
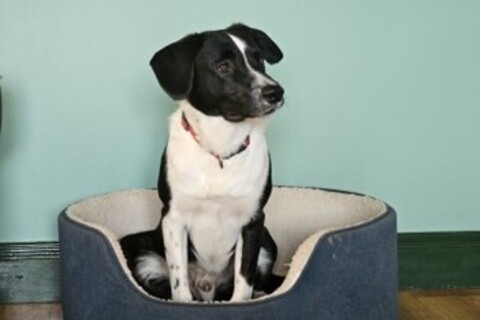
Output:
[230, 212, 265, 302]
[162, 213, 192, 302]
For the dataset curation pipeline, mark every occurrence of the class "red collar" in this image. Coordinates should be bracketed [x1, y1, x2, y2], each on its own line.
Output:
[181, 112, 250, 169]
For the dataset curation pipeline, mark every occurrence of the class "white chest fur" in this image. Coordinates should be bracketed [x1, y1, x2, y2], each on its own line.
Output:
[165, 101, 270, 273]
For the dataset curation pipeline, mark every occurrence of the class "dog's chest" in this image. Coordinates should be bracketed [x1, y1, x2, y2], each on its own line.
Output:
[167, 110, 269, 200]
[182, 198, 251, 272]
[166, 108, 270, 272]
[170, 175, 266, 273]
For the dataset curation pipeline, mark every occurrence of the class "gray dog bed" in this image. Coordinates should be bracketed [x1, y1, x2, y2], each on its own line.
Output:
[58, 186, 397, 320]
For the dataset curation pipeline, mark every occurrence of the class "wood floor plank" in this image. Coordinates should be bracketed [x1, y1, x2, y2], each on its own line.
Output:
[0, 290, 478, 319]
[0, 303, 62, 320]
[399, 289, 480, 320]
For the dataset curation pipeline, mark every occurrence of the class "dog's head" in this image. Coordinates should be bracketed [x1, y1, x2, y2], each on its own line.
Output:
[150, 24, 284, 122]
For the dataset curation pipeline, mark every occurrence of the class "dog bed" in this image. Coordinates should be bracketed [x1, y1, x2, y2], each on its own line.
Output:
[58, 186, 397, 320]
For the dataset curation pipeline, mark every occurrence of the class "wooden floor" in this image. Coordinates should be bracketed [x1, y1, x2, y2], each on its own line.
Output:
[399, 289, 479, 320]
[0, 290, 478, 319]
[0, 303, 62, 320]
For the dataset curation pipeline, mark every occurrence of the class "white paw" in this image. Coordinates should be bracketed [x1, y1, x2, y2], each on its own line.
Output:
[230, 278, 253, 302]
[229, 291, 251, 302]
[172, 288, 193, 302]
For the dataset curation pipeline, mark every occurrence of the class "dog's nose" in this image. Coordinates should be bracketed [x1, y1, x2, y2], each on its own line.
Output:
[261, 85, 284, 104]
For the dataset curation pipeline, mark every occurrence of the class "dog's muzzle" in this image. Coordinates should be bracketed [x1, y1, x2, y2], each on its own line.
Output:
[255, 84, 284, 116]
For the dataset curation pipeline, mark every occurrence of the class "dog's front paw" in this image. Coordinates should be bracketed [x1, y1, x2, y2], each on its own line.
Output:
[229, 291, 252, 302]
[229, 281, 253, 302]
[172, 288, 193, 302]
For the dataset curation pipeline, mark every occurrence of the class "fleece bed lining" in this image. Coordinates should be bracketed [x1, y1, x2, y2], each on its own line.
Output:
[66, 187, 387, 302]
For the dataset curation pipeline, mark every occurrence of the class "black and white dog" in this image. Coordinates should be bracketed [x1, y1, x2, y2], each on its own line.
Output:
[121, 24, 284, 302]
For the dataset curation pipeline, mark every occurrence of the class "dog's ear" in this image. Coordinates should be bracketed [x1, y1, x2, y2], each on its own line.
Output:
[150, 33, 204, 100]
[227, 24, 283, 64]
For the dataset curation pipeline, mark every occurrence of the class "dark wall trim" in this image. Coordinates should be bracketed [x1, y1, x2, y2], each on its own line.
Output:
[0, 242, 60, 303]
[0, 242, 59, 260]
[1, 232, 479, 303]
[398, 231, 480, 290]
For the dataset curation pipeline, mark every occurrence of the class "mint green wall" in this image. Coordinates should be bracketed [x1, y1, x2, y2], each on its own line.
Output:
[1, 0, 479, 242]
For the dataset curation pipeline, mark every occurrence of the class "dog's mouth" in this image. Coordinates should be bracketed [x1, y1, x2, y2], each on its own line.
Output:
[223, 114, 247, 122]
[250, 97, 285, 119]
[261, 98, 284, 116]
[222, 99, 284, 122]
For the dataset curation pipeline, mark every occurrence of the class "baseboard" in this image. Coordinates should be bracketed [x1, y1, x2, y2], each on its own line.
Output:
[0, 242, 60, 303]
[1, 232, 479, 303]
[398, 232, 480, 290]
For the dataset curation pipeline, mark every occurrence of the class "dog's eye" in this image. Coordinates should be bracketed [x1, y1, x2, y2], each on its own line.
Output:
[217, 61, 234, 75]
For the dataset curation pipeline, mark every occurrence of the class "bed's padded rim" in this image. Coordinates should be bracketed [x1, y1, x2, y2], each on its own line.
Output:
[59, 205, 397, 320]
[64, 187, 388, 279]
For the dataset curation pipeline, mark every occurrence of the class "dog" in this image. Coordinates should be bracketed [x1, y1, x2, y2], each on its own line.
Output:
[120, 23, 284, 302]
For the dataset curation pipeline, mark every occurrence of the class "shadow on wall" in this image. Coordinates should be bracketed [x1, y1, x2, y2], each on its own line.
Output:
[1, 77, 2, 133]
[0, 153, 4, 303]
[0, 77, 22, 232]
[0, 79, 4, 223]
[0, 78, 7, 234]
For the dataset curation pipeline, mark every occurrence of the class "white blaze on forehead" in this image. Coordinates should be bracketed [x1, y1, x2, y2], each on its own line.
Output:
[227, 34, 275, 86]
[227, 34, 249, 58]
